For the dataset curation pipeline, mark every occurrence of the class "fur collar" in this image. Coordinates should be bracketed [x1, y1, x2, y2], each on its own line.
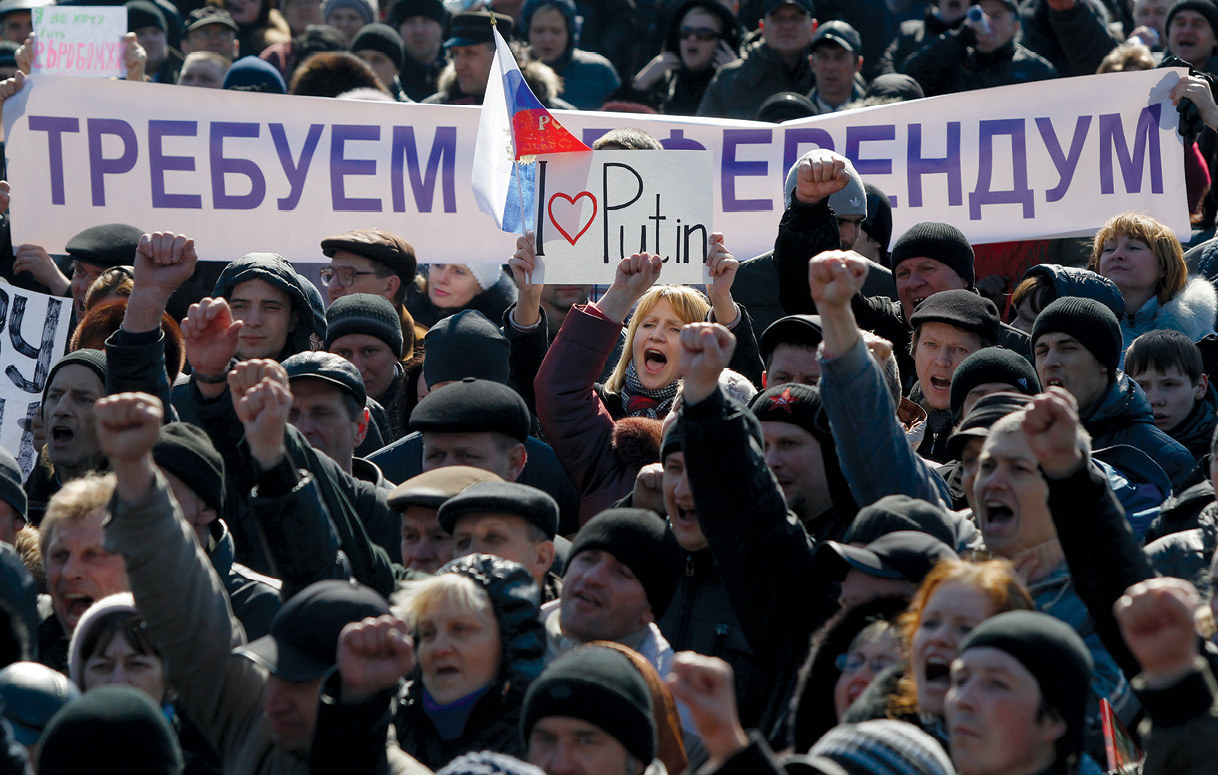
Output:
[1121, 276, 1218, 348]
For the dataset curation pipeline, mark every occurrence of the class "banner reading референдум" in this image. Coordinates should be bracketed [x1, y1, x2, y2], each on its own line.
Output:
[3, 69, 1190, 274]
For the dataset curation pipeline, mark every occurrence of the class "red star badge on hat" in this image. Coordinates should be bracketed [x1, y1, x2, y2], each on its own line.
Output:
[769, 387, 796, 413]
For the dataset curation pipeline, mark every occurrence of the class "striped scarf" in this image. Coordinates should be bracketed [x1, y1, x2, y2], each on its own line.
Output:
[621, 361, 679, 419]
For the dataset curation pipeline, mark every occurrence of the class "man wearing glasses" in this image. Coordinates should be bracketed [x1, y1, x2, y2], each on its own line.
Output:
[319, 228, 420, 357]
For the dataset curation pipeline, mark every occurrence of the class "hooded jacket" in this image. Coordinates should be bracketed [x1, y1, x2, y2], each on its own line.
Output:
[1022, 264, 1126, 318]
[903, 25, 1056, 97]
[1119, 277, 1218, 351]
[650, 0, 742, 115]
[1082, 374, 1197, 492]
[212, 253, 327, 362]
[1168, 381, 1218, 463]
[877, 4, 961, 76]
[521, 0, 621, 110]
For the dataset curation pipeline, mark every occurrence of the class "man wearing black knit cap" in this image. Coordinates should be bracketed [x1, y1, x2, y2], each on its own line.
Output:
[152, 422, 281, 640]
[524, 645, 658, 775]
[544, 508, 679, 675]
[126, 0, 180, 83]
[0, 449, 25, 545]
[949, 347, 1040, 421]
[24, 350, 108, 520]
[1031, 296, 1194, 490]
[946, 610, 1093, 775]
[326, 293, 405, 410]
[1166, 0, 1218, 70]
[353, 23, 408, 97]
[389, 0, 448, 101]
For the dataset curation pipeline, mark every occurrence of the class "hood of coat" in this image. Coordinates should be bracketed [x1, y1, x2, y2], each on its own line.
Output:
[212, 253, 327, 360]
[1023, 264, 1125, 319]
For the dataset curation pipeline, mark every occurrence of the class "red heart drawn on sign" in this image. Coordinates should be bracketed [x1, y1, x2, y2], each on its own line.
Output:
[547, 191, 598, 246]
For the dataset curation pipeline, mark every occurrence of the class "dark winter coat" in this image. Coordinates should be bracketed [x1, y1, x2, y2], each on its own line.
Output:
[877, 5, 960, 76]
[1082, 374, 1197, 492]
[522, 0, 620, 110]
[1018, 0, 1121, 77]
[1170, 382, 1218, 463]
[735, 199, 894, 344]
[903, 26, 1056, 97]
[696, 38, 813, 119]
[651, 0, 742, 115]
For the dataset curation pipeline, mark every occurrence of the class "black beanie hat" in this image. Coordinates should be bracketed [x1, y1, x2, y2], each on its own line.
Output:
[410, 378, 531, 442]
[44, 349, 107, 406]
[126, 0, 166, 31]
[39, 685, 184, 775]
[326, 293, 405, 357]
[1031, 296, 1123, 377]
[890, 222, 975, 288]
[352, 22, 405, 66]
[568, 508, 680, 619]
[908, 289, 1000, 345]
[389, 0, 447, 26]
[423, 309, 511, 387]
[948, 347, 1040, 418]
[860, 183, 893, 251]
[749, 382, 831, 443]
[522, 646, 657, 764]
[945, 392, 1034, 460]
[64, 224, 144, 270]
[0, 448, 25, 520]
[960, 610, 1093, 760]
[152, 422, 226, 515]
[1166, 0, 1218, 47]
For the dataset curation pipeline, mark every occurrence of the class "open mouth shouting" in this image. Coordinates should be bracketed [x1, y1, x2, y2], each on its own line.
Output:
[643, 348, 668, 376]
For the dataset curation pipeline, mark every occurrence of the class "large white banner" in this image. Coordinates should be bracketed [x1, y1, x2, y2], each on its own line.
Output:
[3, 69, 1189, 267]
[0, 287, 72, 478]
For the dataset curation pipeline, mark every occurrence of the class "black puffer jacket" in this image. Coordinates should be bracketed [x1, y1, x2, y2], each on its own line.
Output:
[1021, 263, 1126, 318]
[211, 253, 327, 361]
[394, 555, 544, 770]
[311, 555, 544, 774]
[1169, 382, 1218, 464]
[1082, 374, 1198, 492]
[877, 4, 960, 76]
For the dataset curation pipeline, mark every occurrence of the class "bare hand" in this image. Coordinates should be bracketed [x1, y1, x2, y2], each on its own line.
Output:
[0, 71, 26, 103]
[1114, 578, 1201, 683]
[861, 331, 893, 365]
[808, 250, 869, 309]
[95, 392, 164, 464]
[1171, 74, 1218, 132]
[337, 616, 415, 703]
[595, 253, 663, 323]
[666, 652, 748, 766]
[13, 244, 69, 294]
[227, 359, 288, 401]
[135, 232, 198, 299]
[712, 40, 737, 69]
[1020, 388, 1091, 478]
[509, 230, 543, 327]
[122, 32, 147, 81]
[793, 149, 850, 206]
[632, 462, 665, 514]
[632, 51, 680, 90]
[234, 376, 292, 471]
[0, 180, 9, 213]
[15, 34, 32, 75]
[679, 322, 736, 406]
[705, 232, 739, 309]
[182, 298, 242, 377]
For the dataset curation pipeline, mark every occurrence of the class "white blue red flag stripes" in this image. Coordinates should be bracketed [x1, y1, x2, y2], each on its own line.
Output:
[472, 23, 589, 233]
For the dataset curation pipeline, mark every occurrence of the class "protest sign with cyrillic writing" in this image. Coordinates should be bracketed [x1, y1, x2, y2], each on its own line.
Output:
[530, 150, 713, 284]
[0, 287, 72, 478]
[31, 6, 127, 78]
[2, 69, 1188, 266]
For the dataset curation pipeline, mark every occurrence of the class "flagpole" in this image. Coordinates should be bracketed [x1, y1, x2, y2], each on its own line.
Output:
[490, 17, 530, 235]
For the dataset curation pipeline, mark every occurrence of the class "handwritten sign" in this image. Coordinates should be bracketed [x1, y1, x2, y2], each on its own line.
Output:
[530, 150, 714, 284]
[0, 287, 72, 478]
[31, 6, 127, 78]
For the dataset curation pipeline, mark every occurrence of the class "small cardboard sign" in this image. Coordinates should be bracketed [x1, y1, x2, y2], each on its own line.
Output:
[530, 150, 714, 285]
[31, 6, 127, 78]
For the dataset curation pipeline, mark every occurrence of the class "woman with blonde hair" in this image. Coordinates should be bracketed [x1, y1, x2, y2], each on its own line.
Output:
[519, 231, 763, 523]
[1087, 211, 1217, 349]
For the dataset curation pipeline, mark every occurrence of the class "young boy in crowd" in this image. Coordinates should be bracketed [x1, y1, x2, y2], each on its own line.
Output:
[1126, 329, 1217, 463]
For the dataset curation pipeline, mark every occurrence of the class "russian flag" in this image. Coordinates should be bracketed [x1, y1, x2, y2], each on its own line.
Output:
[472, 24, 590, 234]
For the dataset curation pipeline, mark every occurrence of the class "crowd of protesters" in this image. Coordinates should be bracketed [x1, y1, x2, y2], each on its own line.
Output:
[8, 0, 1218, 772]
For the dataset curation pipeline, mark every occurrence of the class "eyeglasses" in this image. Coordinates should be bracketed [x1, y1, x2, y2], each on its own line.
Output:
[679, 26, 720, 41]
[835, 653, 898, 674]
[319, 266, 379, 287]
